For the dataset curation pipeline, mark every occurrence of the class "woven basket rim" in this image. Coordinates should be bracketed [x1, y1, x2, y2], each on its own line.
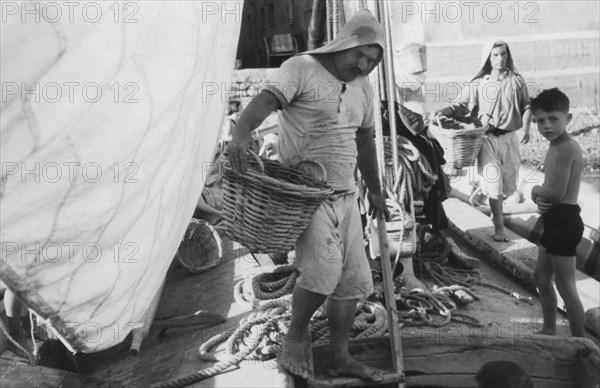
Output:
[223, 160, 334, 196]
[176, 219, 223, 274]
[221, 156, 333, 253]
[429, 122, 488, 136]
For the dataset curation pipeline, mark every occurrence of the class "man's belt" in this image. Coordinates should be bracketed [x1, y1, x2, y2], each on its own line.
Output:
[487, 126, 512, 136]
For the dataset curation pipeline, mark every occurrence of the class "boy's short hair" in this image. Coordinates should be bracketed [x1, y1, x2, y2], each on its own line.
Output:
[531, 88, 570, 114]
[476, 361, 534, 388]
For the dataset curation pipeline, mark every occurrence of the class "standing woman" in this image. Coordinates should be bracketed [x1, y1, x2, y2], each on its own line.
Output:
[433, 39, 532, 242]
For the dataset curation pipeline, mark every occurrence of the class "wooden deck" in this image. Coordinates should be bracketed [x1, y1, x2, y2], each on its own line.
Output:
[443, 197, 600, 335]
[0, 358, 116, 388]
[84, 242, 287, 388]
[2, 200, 598, 387]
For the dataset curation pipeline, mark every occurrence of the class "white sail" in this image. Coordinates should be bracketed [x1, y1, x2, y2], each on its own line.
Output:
[1, 0, 242, 352]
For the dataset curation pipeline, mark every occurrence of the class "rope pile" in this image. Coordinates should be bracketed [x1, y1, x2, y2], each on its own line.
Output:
[157, 265, 387, 388]
[376, 224, 486, 329]
[396, 288, 482, 328]
[233, 265, 298, 308]
[384, 136, 438, 208]
[414, 226, 534, 305]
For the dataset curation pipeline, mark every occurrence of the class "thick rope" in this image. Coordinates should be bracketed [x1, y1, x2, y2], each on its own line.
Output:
[164, 267, 388, 388]
[395, 289, 483, 328]
[234, 265, 297, 308]
[415, 226, 533, 307]
[157, 317, 281, 388]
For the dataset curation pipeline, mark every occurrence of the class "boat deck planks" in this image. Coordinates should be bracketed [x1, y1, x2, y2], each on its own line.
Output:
[443, 198, 537, 283]
[87, 243, 288, 388]
[313, 335, 599, 388]
[443, 197, 600, 337]
[0, 358, 117, 388]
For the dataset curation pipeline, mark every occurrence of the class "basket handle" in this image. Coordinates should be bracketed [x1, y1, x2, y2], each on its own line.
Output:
[246, 150, 265, 174]
[293, 160, 328, 183]
[431, 115, 445, 128]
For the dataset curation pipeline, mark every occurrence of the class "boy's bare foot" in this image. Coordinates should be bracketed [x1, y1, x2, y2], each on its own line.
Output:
[493, 226, 509, 242]
[327, 353, 383, 382]
[278, 331, 313, 380]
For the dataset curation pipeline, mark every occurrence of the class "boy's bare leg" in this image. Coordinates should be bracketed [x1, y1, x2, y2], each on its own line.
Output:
[551, 254, 585, 337]
[326, 298, 383, 382]
[489, 198, 508, 242]
[534, 247, 557, 335]
[279, 286, 326, 379]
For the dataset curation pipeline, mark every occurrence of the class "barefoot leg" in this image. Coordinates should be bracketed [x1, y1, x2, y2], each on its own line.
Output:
[489, 198, 508, 242]
[279, 286, 326, 380]
[534, 247, 557, 335]
[325, 298, 383, 382]
[552, 254, 585, 337]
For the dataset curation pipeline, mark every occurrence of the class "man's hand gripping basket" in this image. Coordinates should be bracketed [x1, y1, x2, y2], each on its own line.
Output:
[221, 151, 333, 254]
[429, 117, 487, 169]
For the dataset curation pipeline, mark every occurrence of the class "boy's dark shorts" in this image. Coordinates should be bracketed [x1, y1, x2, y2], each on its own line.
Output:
[540, 204, 584, 257]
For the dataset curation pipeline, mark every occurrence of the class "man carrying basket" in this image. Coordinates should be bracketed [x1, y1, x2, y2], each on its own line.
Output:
[432, 39, 532, 242]
[228, 9, 388, 383]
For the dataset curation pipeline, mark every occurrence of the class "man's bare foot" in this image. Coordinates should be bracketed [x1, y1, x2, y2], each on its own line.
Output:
[278, 330, 313, 380]
[403, 273, 427, 291]
[327, 353, 383, 382]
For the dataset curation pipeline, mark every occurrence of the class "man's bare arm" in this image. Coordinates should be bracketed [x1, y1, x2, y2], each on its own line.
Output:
[228, 90, 281, 170]
[356, 127, 381, 192]
[356, 127, 389, 220]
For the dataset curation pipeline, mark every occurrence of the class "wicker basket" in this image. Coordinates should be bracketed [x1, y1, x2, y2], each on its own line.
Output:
[429, 118, 487, 169]
[175, 219, 224, 274]
[221, 152, 333, 254]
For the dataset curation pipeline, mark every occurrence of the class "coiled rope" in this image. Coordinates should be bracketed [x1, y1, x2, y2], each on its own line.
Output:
[156, 266, 387, 388]
[415, 226, 533, 306]
[395, 288, 483, 328]
[233, 265, 298, 309]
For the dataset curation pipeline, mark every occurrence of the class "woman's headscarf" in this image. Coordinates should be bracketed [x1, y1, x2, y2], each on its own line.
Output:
[471, 39, 517, 81]
[302, 9, 385, 75]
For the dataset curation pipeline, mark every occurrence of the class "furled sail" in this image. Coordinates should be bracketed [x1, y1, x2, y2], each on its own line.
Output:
[1, 0, 242, 352]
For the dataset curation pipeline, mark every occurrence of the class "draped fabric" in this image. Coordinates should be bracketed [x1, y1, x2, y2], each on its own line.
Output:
[1, 1, 242, 352]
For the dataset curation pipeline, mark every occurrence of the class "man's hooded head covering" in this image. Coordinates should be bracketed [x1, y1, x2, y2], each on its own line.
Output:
[471, 39, 517, 81]
[302, 9, 385, 75]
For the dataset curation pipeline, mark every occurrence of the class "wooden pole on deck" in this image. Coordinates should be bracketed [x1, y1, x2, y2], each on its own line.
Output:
[380, 0, 400, 179]
[371, 0, 405, 385]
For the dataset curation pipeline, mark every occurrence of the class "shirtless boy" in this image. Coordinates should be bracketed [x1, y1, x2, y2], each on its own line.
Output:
[531, 88, 585, 337]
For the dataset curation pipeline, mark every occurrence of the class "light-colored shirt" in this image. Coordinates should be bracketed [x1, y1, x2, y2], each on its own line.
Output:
[264, 55, 374, 192]
[452, 70, 530, 131]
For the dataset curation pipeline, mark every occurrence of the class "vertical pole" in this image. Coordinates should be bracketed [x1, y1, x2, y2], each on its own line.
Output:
[369, 1, 405, 384]
[325, 0, 333, 42]
[382, 0, 400, 181]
